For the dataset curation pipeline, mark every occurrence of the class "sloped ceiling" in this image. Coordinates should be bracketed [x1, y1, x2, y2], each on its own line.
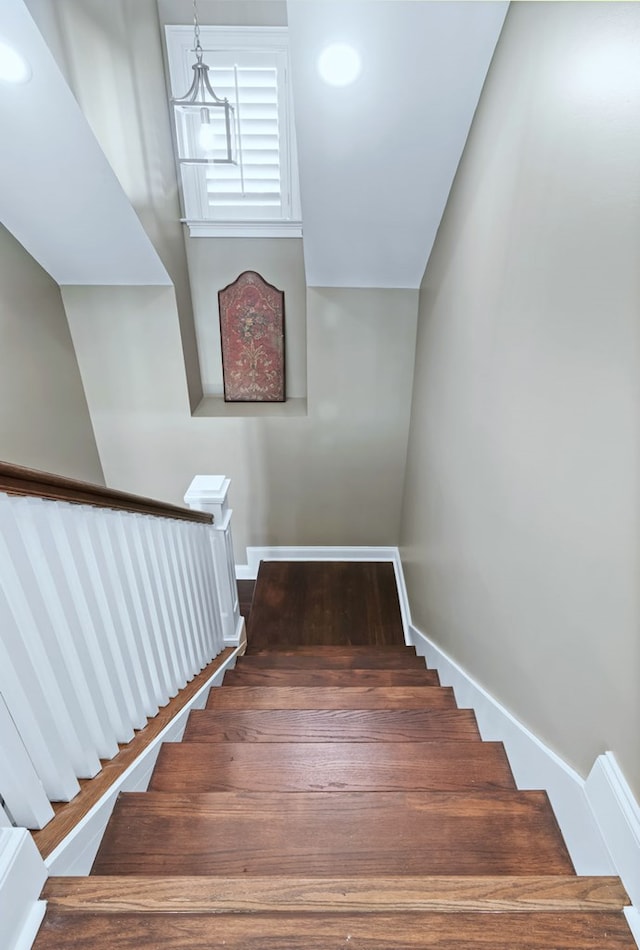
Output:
[287, 1, 508, 288]
[0, 0, 507, 290]
[0, 0, 169, 285]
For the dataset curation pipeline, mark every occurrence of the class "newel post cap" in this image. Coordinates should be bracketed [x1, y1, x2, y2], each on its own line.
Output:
[184, 475, 231, 512]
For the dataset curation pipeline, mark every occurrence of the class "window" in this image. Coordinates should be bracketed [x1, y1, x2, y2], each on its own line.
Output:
[165, 26, 302, 237]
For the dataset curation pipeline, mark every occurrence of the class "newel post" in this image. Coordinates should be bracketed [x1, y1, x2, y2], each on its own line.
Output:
[184, 476, 245, 650]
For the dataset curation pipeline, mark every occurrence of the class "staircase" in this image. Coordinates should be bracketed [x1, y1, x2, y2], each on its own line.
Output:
[33, 562, 634, 948]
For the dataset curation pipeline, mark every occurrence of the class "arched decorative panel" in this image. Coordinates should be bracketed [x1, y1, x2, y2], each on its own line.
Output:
[218, 271, 285, 402]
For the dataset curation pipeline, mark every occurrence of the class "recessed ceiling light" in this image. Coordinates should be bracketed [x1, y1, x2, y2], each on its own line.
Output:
[0, 39, 31, 84]
[318, 43, 361, 87]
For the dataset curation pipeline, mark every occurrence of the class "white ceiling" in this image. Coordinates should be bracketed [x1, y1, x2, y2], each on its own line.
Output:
[287, 1, 508, 288]
[0, 0, 169, 285]
[0, 0, 507, 290]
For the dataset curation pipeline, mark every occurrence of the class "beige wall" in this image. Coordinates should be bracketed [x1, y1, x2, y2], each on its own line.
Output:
[0, 224, 104, 483]
[400, 2, 640, 798]
[63, 283, 418, 557]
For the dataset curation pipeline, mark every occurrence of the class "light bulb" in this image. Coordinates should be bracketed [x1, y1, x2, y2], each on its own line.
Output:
[198, 108, 216, 153]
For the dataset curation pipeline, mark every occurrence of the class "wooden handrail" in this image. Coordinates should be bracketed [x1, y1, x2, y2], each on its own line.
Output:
[0, 461, 212, 524]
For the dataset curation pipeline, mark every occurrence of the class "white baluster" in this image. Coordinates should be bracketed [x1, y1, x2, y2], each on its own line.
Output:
[198, 523, 225, 657]
[168, 521, 203, 674]
[184, 476, 245, 647]
[89, 512, 149, 728]
[0, 496, 102, 779]
[0, 693, 53, 829]
[36, 504, 121, 758]
[127, 515, 174, 702]
[140, 517, 184, 695]
[18, 498, 118, 759]
[151, 519, 191, 686]
[108, 511, 164, 709]
[62, 505, 136, 743]
[180, 523, 210, 667]
[48, 502, 133, 744]
[0, 602, 79, 803]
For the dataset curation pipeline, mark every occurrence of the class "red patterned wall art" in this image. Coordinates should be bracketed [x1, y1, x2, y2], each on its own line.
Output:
[218, 271, 285, 403]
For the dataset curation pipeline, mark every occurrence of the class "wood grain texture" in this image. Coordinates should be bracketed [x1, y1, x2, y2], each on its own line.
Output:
[148, 741, 515, 793]
[31, 649, 234, 859]
[0, 460, 212, 523]
[33, 911, 637, 949]
[182, 708, 482, 743]
[247, 561, 405, 650]
[205, 686, 456, 710]
[42, 875, 631, 914]
[237, 579, 255, 621]
[222, 667, 440, 687]
[239, 649, 426, 669]
[91, 790, 574, 876]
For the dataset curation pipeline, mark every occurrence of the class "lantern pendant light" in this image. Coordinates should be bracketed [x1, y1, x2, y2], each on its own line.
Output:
[171, 0, 236, 164]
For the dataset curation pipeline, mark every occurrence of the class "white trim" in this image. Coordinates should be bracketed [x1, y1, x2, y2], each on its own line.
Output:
[186, 221, 302, 238]
[236, 545, 399, 580]
[586, 752, 640, 908]
[408, 623, 615, 875]
[625, 908, 640, 947]
[0, 829, 46, 950]
[44, 645, 241, 875]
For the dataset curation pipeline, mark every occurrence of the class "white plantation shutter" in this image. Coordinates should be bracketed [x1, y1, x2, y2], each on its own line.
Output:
[165, 26, 301, 234]
[205, 60, 283, 218]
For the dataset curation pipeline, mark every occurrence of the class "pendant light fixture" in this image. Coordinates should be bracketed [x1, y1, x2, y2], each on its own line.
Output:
[171, 0, 237, 165]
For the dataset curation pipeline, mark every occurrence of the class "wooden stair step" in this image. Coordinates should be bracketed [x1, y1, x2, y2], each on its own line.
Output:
[148, 740, 515, 793]
[251, 645, 415, 654]
[91, 790, 574, 876]
[206, 686, 456, 710]
[223, 667, 440, 687]
[42, 874, 630, 914]
[33, 911, 637, 949]
[183, 708, 481, 742]
[242, 648, 426, 669]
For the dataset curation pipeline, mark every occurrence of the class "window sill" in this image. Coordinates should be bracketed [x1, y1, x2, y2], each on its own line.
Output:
[193, 396, 308, 418]
[185, 221, 303, 239]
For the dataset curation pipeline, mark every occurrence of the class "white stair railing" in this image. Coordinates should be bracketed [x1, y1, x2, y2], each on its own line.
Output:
[0, 463, 240, 833]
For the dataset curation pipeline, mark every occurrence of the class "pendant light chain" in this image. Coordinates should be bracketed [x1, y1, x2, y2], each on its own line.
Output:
[193, 0, 203, 63]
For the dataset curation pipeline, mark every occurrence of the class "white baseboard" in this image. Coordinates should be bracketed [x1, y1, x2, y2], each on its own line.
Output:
[409, 623, 615, 875]
[392, 552, 638, 936]
[224, 616, 247, 649]
[44, 645, 241, 876]
[626, 908, 640, 947]
[0, 829, 46, 950]
[236, 546, 399, 579]
[586, 752, 640, 908]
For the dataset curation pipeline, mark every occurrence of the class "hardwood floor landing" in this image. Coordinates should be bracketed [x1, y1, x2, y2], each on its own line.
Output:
[246, 561, 405, 651]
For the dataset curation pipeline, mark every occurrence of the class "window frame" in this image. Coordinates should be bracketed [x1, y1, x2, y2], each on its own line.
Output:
[164, 25, 302, 238]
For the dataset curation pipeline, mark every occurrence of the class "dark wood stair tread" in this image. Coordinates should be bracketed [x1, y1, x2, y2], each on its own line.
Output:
[242, 648, 426, 669]
[33, 911, 637, 949]
[148, 740, 515, 793]
[223, 668, 440, 687]
[91, 790, 574, 876]
[206, 686, 456, 710]
[42, 874, 631, 914]
[183, 708, 481, 742]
